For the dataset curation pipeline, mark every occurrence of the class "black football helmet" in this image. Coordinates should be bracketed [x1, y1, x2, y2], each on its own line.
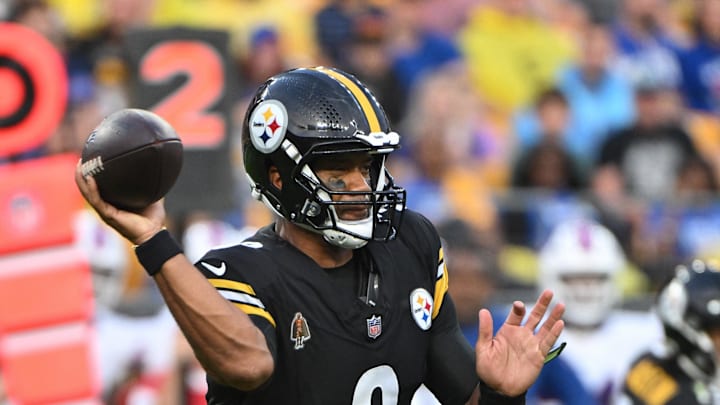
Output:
[656, 259, 720, 381]
[242, 67, 406, 248]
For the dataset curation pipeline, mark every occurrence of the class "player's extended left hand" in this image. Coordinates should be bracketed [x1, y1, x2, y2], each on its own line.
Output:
[474, 289, 565, 396]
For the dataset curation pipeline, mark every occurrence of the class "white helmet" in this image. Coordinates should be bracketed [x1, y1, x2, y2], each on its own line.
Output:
[538, 219, 626, 328]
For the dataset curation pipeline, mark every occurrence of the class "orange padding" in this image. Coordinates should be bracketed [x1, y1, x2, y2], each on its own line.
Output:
[0, 246, 94, 333]
[0, 153, 84, 255]
[0, 322, 100, 403]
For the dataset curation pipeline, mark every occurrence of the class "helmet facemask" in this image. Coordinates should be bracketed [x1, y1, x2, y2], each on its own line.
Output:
[290, 139, 406, 249]
[554, 272, 618, 328]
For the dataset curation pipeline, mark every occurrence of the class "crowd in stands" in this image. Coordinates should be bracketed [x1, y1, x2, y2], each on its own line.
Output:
[2, 0, 720, 403]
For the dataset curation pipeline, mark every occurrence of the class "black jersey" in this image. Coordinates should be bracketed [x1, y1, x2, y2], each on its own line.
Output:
[194, 210, 478, 405]
[619, 351, 718, 405]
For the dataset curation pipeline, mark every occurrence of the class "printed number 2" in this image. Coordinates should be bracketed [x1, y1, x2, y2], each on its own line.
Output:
[140, 40, 226, 148]
[352, 365, 399, 404]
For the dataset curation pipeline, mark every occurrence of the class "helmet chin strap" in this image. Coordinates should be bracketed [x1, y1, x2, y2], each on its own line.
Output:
[293, 204, 374, 249]
[327, 209, 374, 248]
[322, 228, 368, 249]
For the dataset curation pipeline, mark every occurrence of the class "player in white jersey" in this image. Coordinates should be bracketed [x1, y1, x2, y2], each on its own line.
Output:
[538, 218, 663, 404]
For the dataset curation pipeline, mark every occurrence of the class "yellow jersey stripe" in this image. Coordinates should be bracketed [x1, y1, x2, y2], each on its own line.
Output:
[314, 67, 381, 133]
[433, 248, 449, 319]
[626, 359, 678, 405]
[209, 279, 256, 295]
[233, 303, 276, 328]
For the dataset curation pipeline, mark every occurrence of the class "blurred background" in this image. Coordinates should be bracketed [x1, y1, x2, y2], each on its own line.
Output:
[0, 0, 719, 403]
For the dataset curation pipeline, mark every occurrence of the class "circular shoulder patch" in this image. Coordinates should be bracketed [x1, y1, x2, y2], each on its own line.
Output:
[249, 99, 288, 154]
[410, 288, 434, 330]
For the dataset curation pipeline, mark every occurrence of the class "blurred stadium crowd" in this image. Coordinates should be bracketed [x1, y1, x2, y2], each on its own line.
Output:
[1, 0, 720, 403]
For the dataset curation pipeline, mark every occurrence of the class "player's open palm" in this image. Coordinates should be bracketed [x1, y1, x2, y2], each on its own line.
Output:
[474, 289, 565, 396]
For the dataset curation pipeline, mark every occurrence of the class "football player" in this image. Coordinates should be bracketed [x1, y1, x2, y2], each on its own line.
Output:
[538, 218, 662, 404]
[75, 67, 565, 404]
[617, 260, 720, 405]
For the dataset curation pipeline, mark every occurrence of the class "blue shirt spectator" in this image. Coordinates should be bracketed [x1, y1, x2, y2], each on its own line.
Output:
[676, 39, 720, 114]
[513, 24, 635, 166]
[390, 31, 462, 95]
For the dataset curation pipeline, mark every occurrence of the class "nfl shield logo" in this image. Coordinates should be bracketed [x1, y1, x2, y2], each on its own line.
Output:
[367, 315, 382, 339]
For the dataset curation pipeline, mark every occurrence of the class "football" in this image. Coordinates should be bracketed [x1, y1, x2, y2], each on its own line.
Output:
[80, 108, 183, 211]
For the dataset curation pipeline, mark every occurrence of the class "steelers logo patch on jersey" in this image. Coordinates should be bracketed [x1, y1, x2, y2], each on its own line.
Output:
[249, 99, 287, 153]
[410, 288, 434, 330]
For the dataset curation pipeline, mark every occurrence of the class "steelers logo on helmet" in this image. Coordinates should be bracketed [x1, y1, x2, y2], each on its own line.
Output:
[249, 99, 288, 154]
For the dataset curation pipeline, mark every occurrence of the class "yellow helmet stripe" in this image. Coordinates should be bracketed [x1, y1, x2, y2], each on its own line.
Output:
[314, 67, 381, 133]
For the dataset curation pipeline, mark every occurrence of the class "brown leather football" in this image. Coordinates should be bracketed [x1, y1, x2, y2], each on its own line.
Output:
[81, 108, 183, 211]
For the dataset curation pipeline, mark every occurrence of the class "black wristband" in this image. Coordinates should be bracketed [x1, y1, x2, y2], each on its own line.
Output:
[478, 380, 525, 405]
[134, 229, 183, 276]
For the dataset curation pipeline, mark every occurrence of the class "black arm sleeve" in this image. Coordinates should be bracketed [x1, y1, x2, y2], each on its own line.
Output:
[425, 296, 525, 405]
[424, 295, 478, 404]
[478, 380, 526, 405]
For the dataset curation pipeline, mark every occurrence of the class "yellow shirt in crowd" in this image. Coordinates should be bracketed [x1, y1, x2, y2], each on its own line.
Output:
[48, 0, 320, 65]
[458, 5, 577, 114]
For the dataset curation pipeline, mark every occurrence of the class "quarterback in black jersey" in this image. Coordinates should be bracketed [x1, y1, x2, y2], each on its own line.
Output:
[76, 67, 565, 404]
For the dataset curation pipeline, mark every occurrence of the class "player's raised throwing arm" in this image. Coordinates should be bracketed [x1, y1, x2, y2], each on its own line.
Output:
[74, 165, 274, 390]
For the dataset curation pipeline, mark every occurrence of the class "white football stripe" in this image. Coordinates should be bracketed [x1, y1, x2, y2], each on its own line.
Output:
[218, 290, 266, 309]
